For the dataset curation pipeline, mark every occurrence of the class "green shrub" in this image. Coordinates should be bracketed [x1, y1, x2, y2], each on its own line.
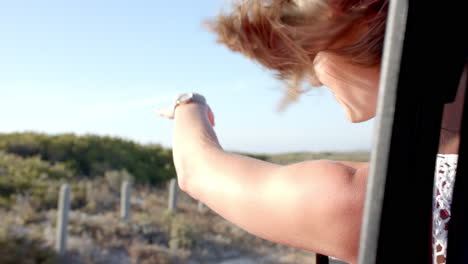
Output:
[162, 211, 196, 250]
[0, 133, 175, 185]
[0, 152, 71, 209]
[0, 227, 58, 264]
[104, 169, 134, 193]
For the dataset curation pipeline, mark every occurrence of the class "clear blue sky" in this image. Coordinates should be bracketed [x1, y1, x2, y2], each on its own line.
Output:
[0, 0, 374, 153]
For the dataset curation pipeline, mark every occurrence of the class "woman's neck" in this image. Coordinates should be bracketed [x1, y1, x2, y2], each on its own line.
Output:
[438, 65, 467, 154]
[439, 129, 460, 154]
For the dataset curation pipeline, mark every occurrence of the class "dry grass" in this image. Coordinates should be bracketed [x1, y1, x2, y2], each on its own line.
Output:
[0, 179, 318, 264]
[267, 151, 370, 164]
[0, 151, 367, 263]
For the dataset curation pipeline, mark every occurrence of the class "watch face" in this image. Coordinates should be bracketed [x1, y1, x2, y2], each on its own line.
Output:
[176, 93, 193, 104]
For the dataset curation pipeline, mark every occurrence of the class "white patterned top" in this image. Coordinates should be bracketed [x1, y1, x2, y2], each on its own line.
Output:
[433, 154, 458, 264]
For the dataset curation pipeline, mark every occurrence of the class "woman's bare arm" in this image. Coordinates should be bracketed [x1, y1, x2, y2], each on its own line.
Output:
[165, 103, 368, 263]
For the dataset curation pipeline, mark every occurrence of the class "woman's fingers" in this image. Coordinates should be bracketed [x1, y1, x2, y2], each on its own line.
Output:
[155, 106, 175, 119]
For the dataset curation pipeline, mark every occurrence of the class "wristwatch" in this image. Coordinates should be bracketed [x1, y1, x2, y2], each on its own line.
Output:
[173, 92, 207, 115]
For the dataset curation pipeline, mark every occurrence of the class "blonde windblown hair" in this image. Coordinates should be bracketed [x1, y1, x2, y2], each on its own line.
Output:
[206, 0, 388, 108]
